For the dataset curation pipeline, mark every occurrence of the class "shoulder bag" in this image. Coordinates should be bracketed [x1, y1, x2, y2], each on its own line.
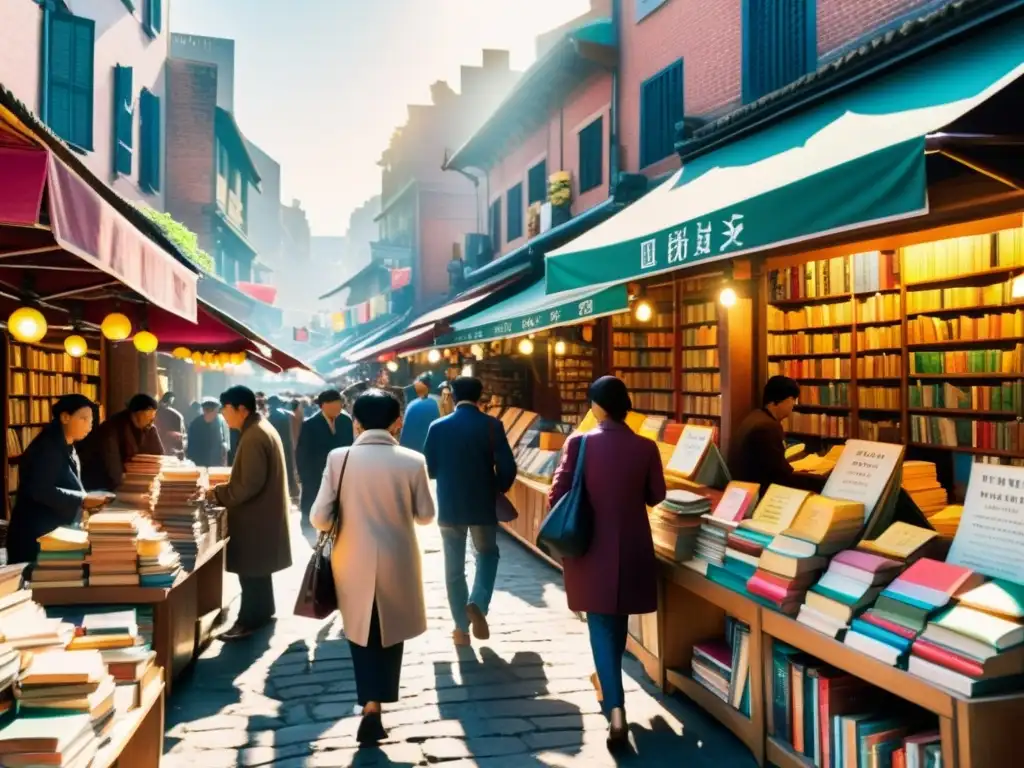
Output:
[490, 421, 519, 523]
[293, 450, 350, 620]
[537, 435, 592, 559]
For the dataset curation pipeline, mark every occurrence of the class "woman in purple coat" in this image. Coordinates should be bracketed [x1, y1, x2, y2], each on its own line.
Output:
[548, 376, 666, 747]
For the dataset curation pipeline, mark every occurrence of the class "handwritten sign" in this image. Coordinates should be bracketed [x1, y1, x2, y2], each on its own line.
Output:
[948, 464, 1024, 584]
[821, 440, 904, 521]
[667, 425, 714, 479]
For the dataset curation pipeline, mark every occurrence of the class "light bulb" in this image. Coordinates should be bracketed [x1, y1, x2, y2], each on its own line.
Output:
[7, 307, 47, 343]
[386, 360, 399, 372]
[461, 364, 474, 377]
[427, 349, 441, 364]
[100, 312, 132, 341]
[719, 286, 738, 308]
[1012, 274, 1024, 300]
[517, 338, 534, 355]
[470, 344, 484, 358]
[633, 300, 653, 323]
[64, 334, 88, 358]
[554, 340, 567, 356]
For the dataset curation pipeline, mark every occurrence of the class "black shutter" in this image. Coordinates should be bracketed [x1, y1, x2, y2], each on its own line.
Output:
[640, 60, 683, 168]
[506, 183, 523, 242]
[140, 89, 161, 192]
[579, 117, 604, 193]
[527, 160, 547, 205]
[489, 200, 501, 253]
[113, 65, 133, 175]
[742, 0, 816, 103]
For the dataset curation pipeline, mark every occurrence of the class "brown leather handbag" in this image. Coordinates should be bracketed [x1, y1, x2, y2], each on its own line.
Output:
[293, 451, 349, 619]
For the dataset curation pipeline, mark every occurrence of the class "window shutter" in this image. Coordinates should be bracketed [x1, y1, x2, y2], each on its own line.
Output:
[639, 60, 683, 168]
[144, 0, 162, 37]
[506, 183, 523, 242]
[742, 0, 816, 103]
[527, 160, 547, 205]
[70, 17, 95, 150]
[113, 65, 133, 175]
[140, 89, 161, 192]
[579, 117, 603, 193]
[489, 200, 501, 253]
[46, 14, 75, 141]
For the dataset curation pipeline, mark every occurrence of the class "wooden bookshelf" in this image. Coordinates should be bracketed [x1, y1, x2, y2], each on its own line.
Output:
[477, 355, 531, 410]
[4, 332, 106, 518]
[552, 341, 596, 427]
[611, 282, 675, 417]
[678, 275, 722, 429]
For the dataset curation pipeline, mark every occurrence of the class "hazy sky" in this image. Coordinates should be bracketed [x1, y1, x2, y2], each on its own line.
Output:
[170, 0, 590, 237]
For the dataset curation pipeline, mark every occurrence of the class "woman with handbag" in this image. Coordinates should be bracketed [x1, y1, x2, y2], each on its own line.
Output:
[309, 388, 435, 744]
[548, 376, 666, 748]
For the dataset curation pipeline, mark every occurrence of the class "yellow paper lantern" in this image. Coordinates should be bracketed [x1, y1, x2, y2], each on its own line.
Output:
[554, 340, 567, 356]
[217, 352, 232, 366]
[133, 330, 159, 354]
[64, 334, 88, 358]
[203, 351, 215, 365]
[517, 338, 534, 356]
[172, 346, 191, 359]
[100, 312, 132, 341]
[230, 351, 246, 366]
[7, 307, 47, 343]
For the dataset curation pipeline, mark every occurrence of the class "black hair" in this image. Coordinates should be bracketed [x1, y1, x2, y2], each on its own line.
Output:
[160, 392, 175, 406]
[201, 398, 220, 412]
[220, 385, 257, 413]
[52, 393, 95, 421]
[416, 373, 432, 386]
[352, 388, 401, 430]
[451, 376, 483, 404]
[316, 389, 343, 406]
[288, 399, 300, 411]
[763, 375, 800, 407]
[128, 393, 159, 413]
[588, 376, 631, 422]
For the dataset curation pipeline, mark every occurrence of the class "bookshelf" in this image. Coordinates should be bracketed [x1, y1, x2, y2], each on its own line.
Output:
[477, 355, 531, 410]
[612, 283, 675, 417]
[552, 340, 596, 427]
[4, 333, 106, 517]
[678, 275, 722, 429]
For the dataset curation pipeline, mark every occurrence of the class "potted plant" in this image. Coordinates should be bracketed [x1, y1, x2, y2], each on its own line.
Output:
[548, 171, 572, 226]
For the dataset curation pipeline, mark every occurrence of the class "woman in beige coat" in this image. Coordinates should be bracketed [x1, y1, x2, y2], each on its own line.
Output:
[310, 388, 435, 744]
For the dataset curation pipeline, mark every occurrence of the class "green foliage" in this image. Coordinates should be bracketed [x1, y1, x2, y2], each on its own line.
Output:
[139, 206, 216, 273]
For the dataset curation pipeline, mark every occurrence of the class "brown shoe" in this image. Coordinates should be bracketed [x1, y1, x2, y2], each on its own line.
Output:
[466, 603, 490, 640]
[452, 628, 472, 646]
[607, 707, 628, 749]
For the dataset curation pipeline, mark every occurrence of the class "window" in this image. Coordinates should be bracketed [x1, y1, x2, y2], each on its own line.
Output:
[143, 0, 162, 38]
[139, 89, 160, 192]
[742, 0, 816, 103]
[112, 65, 133, 175]
[44, 12, 95, 150]
[527, 159, 547, 205]
[488, 199, 501, 253]
[640, 60, 683, 168]
[578, 117, 603, 193]
[506, 183, 523, 242]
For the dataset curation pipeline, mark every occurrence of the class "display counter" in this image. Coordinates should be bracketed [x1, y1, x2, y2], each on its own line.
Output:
[34, 538, 227, 696]
[95, 670, 165, 768]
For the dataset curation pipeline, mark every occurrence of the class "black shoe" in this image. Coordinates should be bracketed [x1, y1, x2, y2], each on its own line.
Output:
[218, 623, 256, 641]
[466, 603, 490, 640]
[357, 712, 387, 745]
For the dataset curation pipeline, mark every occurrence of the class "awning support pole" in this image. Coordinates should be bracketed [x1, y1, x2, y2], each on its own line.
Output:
[938, 148, 1024, 192]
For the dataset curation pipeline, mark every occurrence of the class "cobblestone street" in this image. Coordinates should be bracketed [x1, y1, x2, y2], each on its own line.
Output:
[163, 512, 756, 767]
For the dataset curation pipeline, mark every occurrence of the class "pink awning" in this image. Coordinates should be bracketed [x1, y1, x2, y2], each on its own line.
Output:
[0, 147, 47, 226]
[235, 281, 278, 305]
[47, 154, 198, 322]
[348, 325, 437, 363]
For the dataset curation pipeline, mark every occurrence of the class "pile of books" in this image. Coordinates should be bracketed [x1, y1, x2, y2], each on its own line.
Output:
[0, 712, 98, 766]
[925, 504, 962, 538]
[798, 550, 903, 638]
[749, 496, 864, 615]
[690, 619, 752, 716]
[845, 557, 982, 668]
[152, 466, 205, 570]
[28, 527, 88, 589]
[206, 466, 232, 485]
[901, 460, 948, 515]
[115, 454, 170, 510]
[0, 581, 75, 654]
[74, 609, 158, 712]
[687, 481, 759, 574]
[771, 641, 941, 768]
[649, 489, 712, 563]
[85, 511, 141, 586]
[135, 520, 182, 587]
[908, 578, 1024, 697]
[0, 642, 18, 716]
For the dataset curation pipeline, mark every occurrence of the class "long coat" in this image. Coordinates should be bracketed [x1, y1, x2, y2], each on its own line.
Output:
[423, 404, 516, 526]
[212, 414, 292, 577]
[185, 415, 228, 468]
[80, 410, 165, 491]
[267, 408, 296, 487]
[549, 420, 666, 615]
[7, 424, 87, 563]
[296, 411, 353, 513]
[310, 430, 435, 648]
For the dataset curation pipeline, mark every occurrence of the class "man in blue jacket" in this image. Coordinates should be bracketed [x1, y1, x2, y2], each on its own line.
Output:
[399, 374, 440, 454]
[424, 376, 517, 646]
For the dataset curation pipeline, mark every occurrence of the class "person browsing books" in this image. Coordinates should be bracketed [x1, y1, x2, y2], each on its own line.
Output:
[726, 375, 826, 496]
[80, 393, 165, 491]
[7, 394, 112, 563]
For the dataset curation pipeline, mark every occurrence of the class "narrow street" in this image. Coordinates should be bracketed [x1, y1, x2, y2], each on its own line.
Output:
[162, 512, 757, 767]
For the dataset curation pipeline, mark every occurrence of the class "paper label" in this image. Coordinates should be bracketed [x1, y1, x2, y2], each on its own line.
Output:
[948, 463, 1024, 584]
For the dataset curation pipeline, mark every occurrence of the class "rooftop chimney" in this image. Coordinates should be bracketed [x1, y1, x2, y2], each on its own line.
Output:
[481, 49, 510, 71]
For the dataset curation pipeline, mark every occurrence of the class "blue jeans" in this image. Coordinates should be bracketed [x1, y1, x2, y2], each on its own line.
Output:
[440, 525, 499, 633]
[588, 613, 628, 713]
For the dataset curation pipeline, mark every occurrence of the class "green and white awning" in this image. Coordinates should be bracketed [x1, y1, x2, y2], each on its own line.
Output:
[435, 280, 628, 347]
[545, 15, 1024, 293]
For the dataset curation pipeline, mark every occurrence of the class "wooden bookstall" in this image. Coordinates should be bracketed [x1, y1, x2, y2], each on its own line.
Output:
[611, 282, 675, 417]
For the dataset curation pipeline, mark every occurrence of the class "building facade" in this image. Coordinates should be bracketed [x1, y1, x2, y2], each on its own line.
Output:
[0, 0, 170, 209]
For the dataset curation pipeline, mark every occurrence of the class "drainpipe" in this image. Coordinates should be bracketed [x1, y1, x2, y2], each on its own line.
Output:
[609, 0, 622, 188]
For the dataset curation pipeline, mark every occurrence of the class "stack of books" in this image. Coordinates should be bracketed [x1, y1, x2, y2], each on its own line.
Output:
[0, 712, 98, 766]
[908, 578, 1024, 696]
[901, 460, 948, 515]
[749, 496, 865, 615]
[77, 609, 158, 712]
[0, 642, 19, 716]
[926, 504, 963, 538]
[85, 511, 141, 586]
[687, 481, 759, 574]
[152, 466, 205, 570]
[798, 550, 903, 638]
[15, 649, 115, 748]
[115, 454, 169, 510]
[29, 527, 89, 589]
[206, 466, 232, 484]
[135, 520, 182, 587]
[845, 558, 983, 667]
[857, 522, 940, 562]
[650, 489, 712, 563]
[690, 619, 752, 716]
[0, 596, 75, 654]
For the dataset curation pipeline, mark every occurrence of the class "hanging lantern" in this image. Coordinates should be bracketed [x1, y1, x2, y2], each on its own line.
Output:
[100, 312, 132, 341]
[517, 338, 534, 356]
[172, 346, 191, 360]
[7, 307, 47, 343]
[469, 343, 484, 359]
[427, 349, 441, 364]
[230, 351, 246, 366]
[386, 360, 399, 372]
[554, 340, 567, 356]
[203, 351, 215, 365]
[64, 334, 88, 358]
[217, 351, 232, 366]
[133, 330, 159, 354]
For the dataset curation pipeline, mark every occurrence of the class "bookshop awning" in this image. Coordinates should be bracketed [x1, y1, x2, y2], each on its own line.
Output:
[545, 15, 1024, 293]
[348, 324, 436, 364]
[435, 280, 629, 347]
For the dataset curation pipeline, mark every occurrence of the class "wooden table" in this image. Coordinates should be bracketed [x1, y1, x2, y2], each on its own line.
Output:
[34, 538, 227, 696]
[95, 670, 165, 768]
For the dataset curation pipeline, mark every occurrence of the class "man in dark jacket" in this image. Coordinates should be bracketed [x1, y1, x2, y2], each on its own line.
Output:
[154, 392, 185, 456]
[726, 375, 825, 495]
[424, 376, 516, 646]
[266, 395, 298, 496]
[81, 394, 164, 490]
[296, 390, 354, 515]
[186, 399, 229, 467]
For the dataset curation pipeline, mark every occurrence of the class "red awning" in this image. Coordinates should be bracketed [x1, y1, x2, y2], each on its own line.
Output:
[235, 281, 278, 305]
[347, 325, 437, 363]
[0, 146, 47, 226]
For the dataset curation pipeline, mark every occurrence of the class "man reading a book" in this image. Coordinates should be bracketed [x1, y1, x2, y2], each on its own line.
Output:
[727, 376, 826, 495]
